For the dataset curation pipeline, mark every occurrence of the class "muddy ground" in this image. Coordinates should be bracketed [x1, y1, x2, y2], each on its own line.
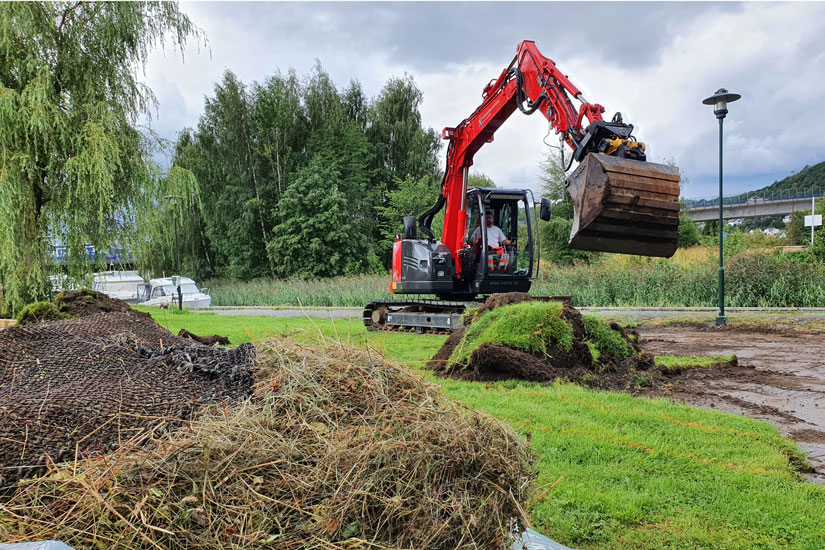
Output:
[639, 326, 825, 484]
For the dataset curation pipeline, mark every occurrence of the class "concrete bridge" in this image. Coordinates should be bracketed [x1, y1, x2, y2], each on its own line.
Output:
[682, 196, 819, 222]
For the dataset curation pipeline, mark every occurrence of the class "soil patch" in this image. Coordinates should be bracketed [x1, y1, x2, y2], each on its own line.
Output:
[55, 289, 132, 317]
[791, 429, 825, 444]
[178, 328, 231, 346]
[639, 326, 825, 483]
[0, 309, 254, 486]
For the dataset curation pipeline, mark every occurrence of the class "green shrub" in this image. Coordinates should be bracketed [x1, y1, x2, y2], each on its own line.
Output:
[677, 214, 700, 248]
[582, 315, 633, 362]
[449, 301, 573, 366]
[534, 248, 825, 308]
[539, 218, 593, 265]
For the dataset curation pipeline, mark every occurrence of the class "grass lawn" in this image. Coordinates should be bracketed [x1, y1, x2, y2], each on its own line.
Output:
[137, 307, 825, 549]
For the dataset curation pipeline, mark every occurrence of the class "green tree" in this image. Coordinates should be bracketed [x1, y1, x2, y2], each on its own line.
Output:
[267, 156, 376, 278]
[0, 1, 199, 314]
[702, 220, 719, 236]
[467, 171, 496, 189]
[788, 211, 808, 246]
[539, 218, 592, 264]
[367, 75, 440, 192]
[677, 214, 700, 248]
[192, 70, 273, 279]
[133, 166, 206, 278]
[538, 150, 574, 219]
[376, 175, 443, 251]
[251, 70, 307, 199]
[166, 130, 217, 278]
[305, 118, 375, 263]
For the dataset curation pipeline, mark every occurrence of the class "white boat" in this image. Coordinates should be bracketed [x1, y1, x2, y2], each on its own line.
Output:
[142, 276, 212, 309]
[91, 271, 148, 304]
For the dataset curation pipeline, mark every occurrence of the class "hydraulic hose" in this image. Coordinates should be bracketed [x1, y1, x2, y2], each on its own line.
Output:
[418, 194, 445, 241]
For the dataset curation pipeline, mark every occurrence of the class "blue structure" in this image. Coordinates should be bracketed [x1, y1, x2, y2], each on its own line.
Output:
[49, 245, 133, 266]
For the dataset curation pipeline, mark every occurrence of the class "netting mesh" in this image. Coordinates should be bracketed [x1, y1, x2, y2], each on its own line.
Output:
[0, 310, 254, 486]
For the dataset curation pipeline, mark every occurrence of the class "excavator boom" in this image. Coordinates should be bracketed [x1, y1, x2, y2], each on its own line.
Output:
[419, 40, 681, 261]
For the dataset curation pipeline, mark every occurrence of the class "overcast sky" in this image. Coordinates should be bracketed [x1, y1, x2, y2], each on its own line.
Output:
[143, 1, 825, 199]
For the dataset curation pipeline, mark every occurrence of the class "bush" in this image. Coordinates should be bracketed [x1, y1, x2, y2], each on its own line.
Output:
[16, 301, 69, 325]
[677, 214, 700, 248]
[539, 218, 593, 265]
[811, 230, 825, 262]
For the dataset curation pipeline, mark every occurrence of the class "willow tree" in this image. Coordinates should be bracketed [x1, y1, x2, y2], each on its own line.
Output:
[133, 165, 206, 278]
[0, 2, 200, 314]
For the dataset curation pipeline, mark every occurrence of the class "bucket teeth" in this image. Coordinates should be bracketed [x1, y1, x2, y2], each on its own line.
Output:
[566, 154, 681, 258]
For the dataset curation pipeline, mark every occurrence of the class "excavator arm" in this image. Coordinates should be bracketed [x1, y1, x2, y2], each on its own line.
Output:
[419, 40, 680, 274]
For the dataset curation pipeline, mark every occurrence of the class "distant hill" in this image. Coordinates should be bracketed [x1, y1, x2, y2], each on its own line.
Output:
[684, 160, 824, 209]
[752, 161, 825, 195]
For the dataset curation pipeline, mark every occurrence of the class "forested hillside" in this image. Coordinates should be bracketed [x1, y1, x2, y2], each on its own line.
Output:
[753, 161, 825, 195]
[165, 65, 446, 280]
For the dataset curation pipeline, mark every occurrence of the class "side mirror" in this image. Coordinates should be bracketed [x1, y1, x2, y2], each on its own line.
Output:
[539, 198, 552, 222]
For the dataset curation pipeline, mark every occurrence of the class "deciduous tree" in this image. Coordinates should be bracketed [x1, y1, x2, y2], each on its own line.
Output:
[267, 156, 377, 278]
[0, 1, 199, 313]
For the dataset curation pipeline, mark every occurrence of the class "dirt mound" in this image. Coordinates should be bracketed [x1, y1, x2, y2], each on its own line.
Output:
[0, 338, 535, 549]
[17, 290, 132, 326]
[429, 293, 668, 389]
[476, 291, 535, 318]
[0, 310, 254, 486]
[178, 328, 231, 346]
[55, 289, 132, 317]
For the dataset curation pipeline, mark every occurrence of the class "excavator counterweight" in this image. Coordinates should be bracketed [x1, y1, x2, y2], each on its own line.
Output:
[566, 154, 681, 257]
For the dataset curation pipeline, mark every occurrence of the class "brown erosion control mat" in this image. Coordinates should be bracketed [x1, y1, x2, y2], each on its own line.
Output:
[429, 293, 670, 391]
[0, 308, 253, 486]
[0, 339, 534, 549]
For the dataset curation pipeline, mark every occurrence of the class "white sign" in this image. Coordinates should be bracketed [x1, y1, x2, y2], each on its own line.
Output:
[804, 214, 822, 227]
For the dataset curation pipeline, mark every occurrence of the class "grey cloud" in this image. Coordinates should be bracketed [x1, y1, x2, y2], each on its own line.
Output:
[145, 2, 823, 199]
[187, 2, 741, 72]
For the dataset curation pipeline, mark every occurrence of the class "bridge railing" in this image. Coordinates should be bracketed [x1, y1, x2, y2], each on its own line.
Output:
[682, 187, 824, 210]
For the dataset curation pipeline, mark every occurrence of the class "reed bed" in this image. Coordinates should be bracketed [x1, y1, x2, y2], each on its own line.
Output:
[206, 249, 825, 309]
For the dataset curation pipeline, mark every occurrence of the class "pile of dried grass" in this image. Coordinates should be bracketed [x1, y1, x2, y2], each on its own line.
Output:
[0, 337, 535, 549]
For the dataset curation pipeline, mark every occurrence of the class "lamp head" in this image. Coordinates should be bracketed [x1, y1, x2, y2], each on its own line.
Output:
[703, 88, 741, 119]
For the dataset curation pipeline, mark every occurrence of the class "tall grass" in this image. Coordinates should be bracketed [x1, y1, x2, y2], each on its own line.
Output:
[206, 274, 392, 307]
[535, 249, 825, 307]
[207, 248, 825, 308]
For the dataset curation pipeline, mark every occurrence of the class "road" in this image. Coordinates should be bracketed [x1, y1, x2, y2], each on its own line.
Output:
[198, 305, 825, 321]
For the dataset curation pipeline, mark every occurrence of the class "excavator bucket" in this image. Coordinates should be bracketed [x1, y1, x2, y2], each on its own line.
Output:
[566, 154, 681, 257]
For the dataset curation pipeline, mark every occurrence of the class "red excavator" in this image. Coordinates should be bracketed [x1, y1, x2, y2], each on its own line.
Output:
[364, 40, 680, 332]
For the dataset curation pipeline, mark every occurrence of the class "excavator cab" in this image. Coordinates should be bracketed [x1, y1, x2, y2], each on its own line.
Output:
[461, 188, 536, 296]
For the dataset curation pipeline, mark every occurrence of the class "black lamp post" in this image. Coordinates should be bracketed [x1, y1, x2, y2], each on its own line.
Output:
[702, 88, 741, 327]
[164, 195, 183, 310]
